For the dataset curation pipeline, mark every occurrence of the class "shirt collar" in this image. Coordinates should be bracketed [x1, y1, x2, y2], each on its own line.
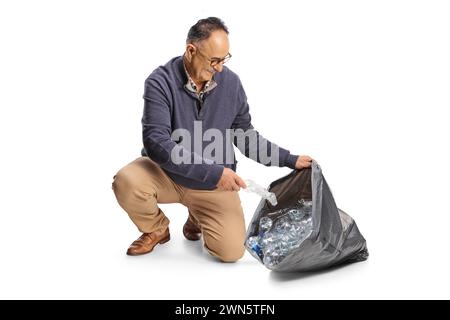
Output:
[183, 57, 217, 94]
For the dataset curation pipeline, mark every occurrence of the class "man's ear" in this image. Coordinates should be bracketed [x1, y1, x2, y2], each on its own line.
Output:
[185, 44, 196, 62]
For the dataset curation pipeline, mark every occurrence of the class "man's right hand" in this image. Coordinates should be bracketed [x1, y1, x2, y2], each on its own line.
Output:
[216, 168, 247, 191]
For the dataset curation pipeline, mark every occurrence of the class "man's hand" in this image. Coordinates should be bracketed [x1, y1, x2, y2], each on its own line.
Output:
[216, 168, 247, 191]
[295, 155, 314, 169]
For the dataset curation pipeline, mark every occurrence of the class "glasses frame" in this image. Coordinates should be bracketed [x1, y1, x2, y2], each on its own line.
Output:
[195, 46, 232, 67]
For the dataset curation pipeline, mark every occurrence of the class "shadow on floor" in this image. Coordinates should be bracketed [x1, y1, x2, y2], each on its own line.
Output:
[269, 260, 367, 282]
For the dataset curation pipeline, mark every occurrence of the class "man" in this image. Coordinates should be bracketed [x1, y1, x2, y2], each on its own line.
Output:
[112, 17, 313, 262]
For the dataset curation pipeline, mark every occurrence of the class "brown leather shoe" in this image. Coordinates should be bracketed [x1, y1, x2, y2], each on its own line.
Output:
[126, 228, 170, 256]
[183, 216, 202, 241]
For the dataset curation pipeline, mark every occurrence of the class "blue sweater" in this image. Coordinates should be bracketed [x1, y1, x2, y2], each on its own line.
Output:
[141, 56, 298, 190]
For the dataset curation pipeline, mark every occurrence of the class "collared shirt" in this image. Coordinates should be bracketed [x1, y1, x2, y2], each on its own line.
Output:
[183, 60, 217, 102]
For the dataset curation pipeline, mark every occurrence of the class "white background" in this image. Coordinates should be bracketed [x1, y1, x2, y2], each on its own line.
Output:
[1, 0, 449, 299]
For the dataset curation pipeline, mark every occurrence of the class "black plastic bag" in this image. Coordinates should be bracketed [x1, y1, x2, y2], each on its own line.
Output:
[245, 161, 369, 272]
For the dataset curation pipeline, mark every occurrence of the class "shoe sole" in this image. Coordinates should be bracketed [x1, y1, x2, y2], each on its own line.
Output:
[183, 233, 202, 241]
[126, 234, 171, 256]
[183, 226, 202, 241]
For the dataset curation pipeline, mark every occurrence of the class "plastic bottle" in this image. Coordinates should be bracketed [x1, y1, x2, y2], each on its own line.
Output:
[246, 199, 314, 268]
[243, 179, 278, 206]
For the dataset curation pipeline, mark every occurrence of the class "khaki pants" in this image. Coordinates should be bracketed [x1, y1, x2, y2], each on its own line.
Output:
[112, 157, 246, 262]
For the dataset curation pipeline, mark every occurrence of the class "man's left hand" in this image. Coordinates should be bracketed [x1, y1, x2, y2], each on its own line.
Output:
[295, 155, 314, 169]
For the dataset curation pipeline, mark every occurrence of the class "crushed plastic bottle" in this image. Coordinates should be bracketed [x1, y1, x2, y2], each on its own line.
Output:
[259, 217, 273, 232]
[244, 179, 278, 206]
[246, 236, 263, 259]
[245, 199, 314, 269]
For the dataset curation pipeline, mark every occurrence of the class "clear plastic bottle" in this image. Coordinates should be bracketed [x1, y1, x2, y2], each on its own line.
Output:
[253, 199, 314, 268]
[243, 179, 278, 206]
[246, 236, 262, 258]
[259, 216, 273, 232]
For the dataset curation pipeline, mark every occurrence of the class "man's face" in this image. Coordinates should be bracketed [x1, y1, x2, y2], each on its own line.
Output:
[186, 30, 230, 83]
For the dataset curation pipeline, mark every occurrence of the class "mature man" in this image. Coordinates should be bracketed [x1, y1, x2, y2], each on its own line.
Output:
[112, 17, 313, 262]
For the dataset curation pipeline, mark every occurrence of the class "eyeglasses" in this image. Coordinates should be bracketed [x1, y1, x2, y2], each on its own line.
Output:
[195, 47, 232, 67]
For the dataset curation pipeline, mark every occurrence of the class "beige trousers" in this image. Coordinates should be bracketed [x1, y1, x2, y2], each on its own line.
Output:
[112, 157, 246, 262]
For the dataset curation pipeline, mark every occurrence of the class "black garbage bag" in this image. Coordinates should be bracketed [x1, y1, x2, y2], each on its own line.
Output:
[245, 161, 369, 272]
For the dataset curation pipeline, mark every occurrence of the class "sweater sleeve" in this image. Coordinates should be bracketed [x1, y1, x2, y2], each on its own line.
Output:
[231, 78, 299, 169]
[142, 78, 224, 189]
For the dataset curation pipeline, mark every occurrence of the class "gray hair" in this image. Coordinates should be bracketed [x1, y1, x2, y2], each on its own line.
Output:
[186, 17, 229, 44]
